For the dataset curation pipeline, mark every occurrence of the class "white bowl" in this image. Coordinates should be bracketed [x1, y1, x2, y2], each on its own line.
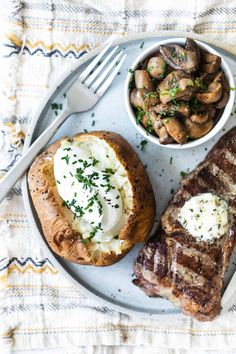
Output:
[124, 38, 235, 149]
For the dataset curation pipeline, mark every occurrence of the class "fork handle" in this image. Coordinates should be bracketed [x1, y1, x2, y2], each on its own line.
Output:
[0, 109, 71, 203]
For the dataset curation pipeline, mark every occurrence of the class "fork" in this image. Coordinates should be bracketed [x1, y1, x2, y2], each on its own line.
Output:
[0, 43, 126, 203]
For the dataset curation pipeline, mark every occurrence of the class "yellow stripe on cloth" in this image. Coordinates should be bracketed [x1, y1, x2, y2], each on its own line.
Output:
[0, 263, 58, 277]
[7, 34, 91, 52]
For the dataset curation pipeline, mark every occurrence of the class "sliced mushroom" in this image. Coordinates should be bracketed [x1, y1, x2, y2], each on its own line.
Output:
[160, 44, 199, 72]
[140, 51, 159, 69]
[142, 110, 173, 144]
[198, 104, 216, 119]
[201, 51, 221, 64]
[185, 38, 200, 62]
[130, 88, 146, 109]
[141, 113, 150, 128]
[190, 113, 209, 124]
[198, 73, 215, 87]
[213, 71, 230, 90]
[201, 62, 221, 74]
[177, 103, 191, 118]
[178, 78, 194, 91]
[162, 117, 187, 144]
[212, 71, 230, 109]
[200, 50, 221, 74]
[141, 111, 157, 132]
[159, 70, 195, 104]
[130, 88, 159, 110]
[196, 82, 222, 104]
[185, 118, 214, 139]
[179, 92, 194, 101]
[135, 70, 154, 90]
[147, 56, 166, 80]
[154, 102, 190, 118]
[157, 125, 174, 144]
[152, 112, 174, 144]
[215, 90, 229, 109]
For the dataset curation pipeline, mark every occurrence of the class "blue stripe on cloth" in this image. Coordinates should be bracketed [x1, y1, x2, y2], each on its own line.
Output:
[0, 257, 53, 271]
[4, 44, 88, 59]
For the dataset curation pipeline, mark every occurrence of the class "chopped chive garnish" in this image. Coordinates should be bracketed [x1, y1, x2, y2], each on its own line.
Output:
[61, 155, 70, 164]
[140, 140, 148, 151]
[92, 158, 99, 166]
[180, 171, 187, 177]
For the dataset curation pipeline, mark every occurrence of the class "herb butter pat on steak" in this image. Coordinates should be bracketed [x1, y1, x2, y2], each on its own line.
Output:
[178, 193, 229, 242]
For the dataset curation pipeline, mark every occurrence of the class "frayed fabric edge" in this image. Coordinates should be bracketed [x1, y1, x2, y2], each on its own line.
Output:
[0, 2, 23, 352]
[0, 0, 25, 180]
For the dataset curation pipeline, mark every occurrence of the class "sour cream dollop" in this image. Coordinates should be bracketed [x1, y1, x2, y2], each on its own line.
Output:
[53, 139, 132, 254]
[178, 193, 229, 242]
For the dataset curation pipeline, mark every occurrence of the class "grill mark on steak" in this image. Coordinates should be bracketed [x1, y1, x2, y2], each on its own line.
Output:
[212, 154, 236, 183]
[175, 248, 217, 279]
[137, 233, 169, 278]
[171, 175, 210, 209]
[167, 232, 225, 264]
[198, 165, 227, 194]
[153, 243, 168, 278]
[172, 274, 219, 309]
[171, 262, 210, 288]
[180, 175, 209, 198]
[210, 164, 236, 197]
[133, 128, 236, 322]
[180, 286, 219, 308]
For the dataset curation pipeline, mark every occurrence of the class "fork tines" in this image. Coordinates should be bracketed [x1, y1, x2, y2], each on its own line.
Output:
[79, 42, 126, 96]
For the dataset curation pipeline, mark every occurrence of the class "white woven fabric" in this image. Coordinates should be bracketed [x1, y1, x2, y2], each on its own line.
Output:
[1, 1, 236, 353]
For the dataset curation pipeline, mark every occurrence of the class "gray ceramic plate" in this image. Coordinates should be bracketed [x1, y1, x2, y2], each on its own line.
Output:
[22, 35, 236, 317]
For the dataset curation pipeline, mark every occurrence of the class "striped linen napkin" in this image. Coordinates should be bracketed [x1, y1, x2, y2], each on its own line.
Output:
[1, 0, 236, 353]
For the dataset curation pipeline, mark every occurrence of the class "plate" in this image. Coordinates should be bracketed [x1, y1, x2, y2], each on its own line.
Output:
[22, 35, 236, 317]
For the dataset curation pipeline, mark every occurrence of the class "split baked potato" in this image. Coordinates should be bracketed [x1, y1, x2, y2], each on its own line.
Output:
[28, 131, 156, 266]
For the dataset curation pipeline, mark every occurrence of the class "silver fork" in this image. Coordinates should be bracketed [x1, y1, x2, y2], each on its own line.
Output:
[0, 43, 126, 203]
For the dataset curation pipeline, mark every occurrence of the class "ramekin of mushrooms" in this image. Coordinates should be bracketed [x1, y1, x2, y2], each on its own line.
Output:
[125, 38, 235, 149]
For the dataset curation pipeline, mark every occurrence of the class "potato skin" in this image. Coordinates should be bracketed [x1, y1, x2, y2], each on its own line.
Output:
[28, 131, 156, 266]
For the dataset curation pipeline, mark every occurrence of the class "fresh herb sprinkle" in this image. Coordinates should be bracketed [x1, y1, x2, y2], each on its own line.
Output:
[140, 139, 148, 151]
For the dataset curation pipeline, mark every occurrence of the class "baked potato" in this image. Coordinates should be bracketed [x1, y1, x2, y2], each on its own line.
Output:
[28, 131, 156, 266]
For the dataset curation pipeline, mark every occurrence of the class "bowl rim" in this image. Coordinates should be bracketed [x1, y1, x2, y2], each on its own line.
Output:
[124, 37, 235, 150]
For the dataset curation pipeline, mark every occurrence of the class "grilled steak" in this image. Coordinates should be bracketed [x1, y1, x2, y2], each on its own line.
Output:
[133, 127, 236, 321]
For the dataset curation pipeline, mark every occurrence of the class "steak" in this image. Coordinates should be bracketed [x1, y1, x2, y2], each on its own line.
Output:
[133, 127, 236, 321]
